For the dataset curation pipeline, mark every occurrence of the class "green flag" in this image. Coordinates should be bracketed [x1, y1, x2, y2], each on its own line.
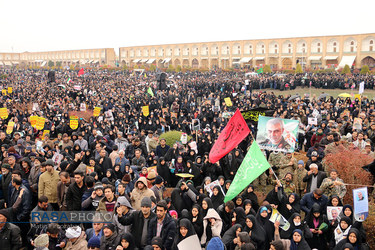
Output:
[257, 68, 263, 74]
[224, 141, 270, 202]
[147, 87, 154, 97]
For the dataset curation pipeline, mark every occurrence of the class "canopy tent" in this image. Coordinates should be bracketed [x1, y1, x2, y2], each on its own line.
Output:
[163, 58, 171, 63]
[338, 56, 356, 69]
[324, 56, 338, 60]
[308, 56, 322, 61]
[146, 58, 156, 64]
[239, 57, 252, 63]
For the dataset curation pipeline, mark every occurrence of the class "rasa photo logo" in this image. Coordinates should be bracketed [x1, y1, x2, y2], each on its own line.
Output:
[31, 211, 113, 223]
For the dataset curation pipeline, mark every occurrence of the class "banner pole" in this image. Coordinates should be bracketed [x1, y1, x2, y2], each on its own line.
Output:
[248, 130, 282, 185]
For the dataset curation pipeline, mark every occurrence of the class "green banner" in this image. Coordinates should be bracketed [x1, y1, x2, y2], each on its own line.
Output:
[147, 87, 154, 97]
[224, 141, 270, 202]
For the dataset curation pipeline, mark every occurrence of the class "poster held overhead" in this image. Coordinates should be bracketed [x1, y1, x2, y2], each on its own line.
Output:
[353, 187, 369, 222]
[256, 116, 299, 153]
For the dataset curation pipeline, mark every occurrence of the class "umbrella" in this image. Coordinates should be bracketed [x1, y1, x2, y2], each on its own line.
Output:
[288, 94, 300, 101]
[318, 93, 329, 100]
[338, 93, 352, 98]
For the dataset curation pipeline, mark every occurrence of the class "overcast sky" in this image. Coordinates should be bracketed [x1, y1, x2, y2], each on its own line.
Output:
[0, 0, 374, 55]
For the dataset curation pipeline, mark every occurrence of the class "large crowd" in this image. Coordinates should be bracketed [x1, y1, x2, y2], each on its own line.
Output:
[0, 68, 373, 250]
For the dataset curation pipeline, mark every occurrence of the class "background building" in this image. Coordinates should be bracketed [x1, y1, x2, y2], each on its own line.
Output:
[1, 33, 374, 70]
[119, 33, 375, 70]
[0, 48, 116, 67]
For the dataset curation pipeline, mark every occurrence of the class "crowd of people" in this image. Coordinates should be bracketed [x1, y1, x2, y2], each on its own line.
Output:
[0, 68, 373, 250]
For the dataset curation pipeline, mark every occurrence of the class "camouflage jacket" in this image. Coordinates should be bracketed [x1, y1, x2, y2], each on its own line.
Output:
[320, 177, 347, 199]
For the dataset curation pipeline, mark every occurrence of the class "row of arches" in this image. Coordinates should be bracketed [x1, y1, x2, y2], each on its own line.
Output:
[126, 56, 375, 69]
[125, 36, 375, 58]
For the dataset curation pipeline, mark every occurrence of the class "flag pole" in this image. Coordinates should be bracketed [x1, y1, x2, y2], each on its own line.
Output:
[248, 129, 282, 185]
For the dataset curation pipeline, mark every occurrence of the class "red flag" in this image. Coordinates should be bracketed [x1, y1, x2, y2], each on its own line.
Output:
[78, 68, 84, 76]
[209, 109, 250, 163]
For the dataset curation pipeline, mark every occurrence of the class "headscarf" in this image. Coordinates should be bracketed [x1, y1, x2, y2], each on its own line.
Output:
[234, 207, 247, 227]
[335, 228, 361, 250]
[290, 229, 311, 250]
[175, 218, 196, 244]
[243, 199, 256, 216]
[243, 215, 266, 249]
[339, 204, 354, 222]
[202, 197, 213, 217]
[241, 184, 259, 212]
[280, 213, 306, 239]
[190, 204, 203, 238]
[222, 224, 242, 245]
[255, 206, 274, 249]
[279, 193, 300, 220]
[210, 185, 224, 210]
[328, 195, 344, 207]
[120, 233, 135, 250]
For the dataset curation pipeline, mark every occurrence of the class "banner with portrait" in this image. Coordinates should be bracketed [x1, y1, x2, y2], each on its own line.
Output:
[353, 187, 369, 222]
[327, 206, 343, 221]
[256, 116, 299, 152]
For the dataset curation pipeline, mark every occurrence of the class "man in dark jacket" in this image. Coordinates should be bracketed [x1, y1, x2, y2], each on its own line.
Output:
[97, 149, 112, 174]
[147, 200, 177, 250]
[57, 171, 75, 211]
[100, 223, 121, 250]
[0, 209, 22, 250]
[201, 158, 222, 181]
[216, 200, 235, 235]
[155, 138, 170, 158]
[303, 163, 327, 193]
[300, 188, 328, 215]
[9, 176, 32, 222]
[65, 172, 87, 210]
[118, 197, 156, 249]
[0, 132, 10, 147]
[80, 176, 95, 210]
[9, 177, 32, 247]
[1, 164, 12, 204]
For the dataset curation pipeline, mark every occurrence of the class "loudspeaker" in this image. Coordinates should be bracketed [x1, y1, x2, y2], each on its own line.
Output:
[48, 71, 55, 83]
[156, 73, 167, 90]
[156, 72, 166, 82]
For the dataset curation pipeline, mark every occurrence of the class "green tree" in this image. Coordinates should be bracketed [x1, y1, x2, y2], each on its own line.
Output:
[176, 65, 182, 72]
[360, 65, 370, 74]
[56, 61, 62, 68]
[149, 64, 156, 71]
[122, 64, 128, 71]
[166, 64, 175, 73]
[48, 60, 54, 67]
[342, 64, 351, 74]
[295, 63, 303, 74]
[264, 64, 272, 73]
